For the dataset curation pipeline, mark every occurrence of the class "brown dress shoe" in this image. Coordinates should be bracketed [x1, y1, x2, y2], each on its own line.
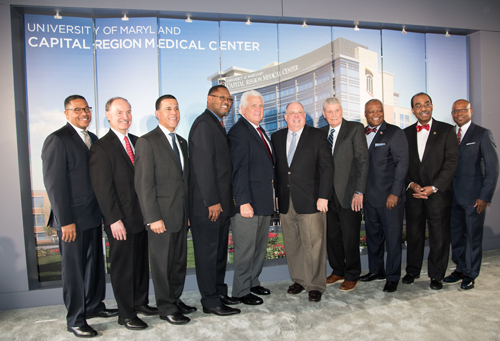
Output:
[339, 279, 359, 291]
[326, 274, 344, 285]
[287, 283, 305, 294]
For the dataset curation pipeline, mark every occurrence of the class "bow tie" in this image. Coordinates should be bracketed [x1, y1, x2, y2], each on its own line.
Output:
[416, 124, 430, 132]
[365, 127, 377, 135]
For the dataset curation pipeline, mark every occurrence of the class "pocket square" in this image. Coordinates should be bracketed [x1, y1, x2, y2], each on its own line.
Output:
[466, 142, 476, 145]
[375, 143, 385, 147]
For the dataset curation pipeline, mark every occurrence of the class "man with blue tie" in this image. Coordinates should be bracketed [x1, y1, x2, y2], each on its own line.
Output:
[444, 99, 499, 290]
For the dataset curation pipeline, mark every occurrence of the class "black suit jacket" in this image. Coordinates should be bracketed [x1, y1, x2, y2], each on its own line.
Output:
[271, 125, 333, 214]
[89, 130, 144, 234]
[134, 126, 189, 233]
[42, 122, 102, 230]
[228, 117, 275, 216]
[189, 109, 235, 217]
[365, 121, 409, 207]
[404, 118, 459, 207]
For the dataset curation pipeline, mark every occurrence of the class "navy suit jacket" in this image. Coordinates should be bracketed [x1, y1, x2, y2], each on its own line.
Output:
[365, 121, 409, 207]
[228, 116, 275, 216]
[42, 122, 102, 231]
[453, 122, 499, 206]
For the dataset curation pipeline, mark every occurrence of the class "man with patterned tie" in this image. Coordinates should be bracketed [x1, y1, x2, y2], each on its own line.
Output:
[271, 102, 333, 303]
[319, 97, 368, 292]
[228, 90, 275, 305]
[89, 97, 158, 331]
[135, 95, 196, 325]
[444, 99, 499, 290]
[403, 92, 458, 290]
[42, 95, 117, 338]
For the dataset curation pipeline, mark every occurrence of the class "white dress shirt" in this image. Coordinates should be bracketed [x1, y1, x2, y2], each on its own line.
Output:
[417, 118, 433, 161]
[159, 124, 184, 170]
[110, 127, 135, 153]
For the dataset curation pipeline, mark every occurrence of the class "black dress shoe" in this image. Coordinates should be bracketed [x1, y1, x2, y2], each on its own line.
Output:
[177, 301, 197, 314]
[234, 293, 263, 305]
[359, 273, 386, 282]
[135, 305, 159, 316]
[86, 308, 119, 319]
[444, 270, 464, 283]
[383, 281, 398, 292]
[118, 316, 148, 330]
[67, 325, 98, 338]
[160, 311, 191, 325]
[430, 279, 443, 290]
[251, 286, 271, 295]
[402, 273, 420, 284]
[203, 304, 241, 316]
[308, 290, 322, 302]
[219, 295, 241, 305]
[461, 277, 475, 290]
[287, 283, 305, 294]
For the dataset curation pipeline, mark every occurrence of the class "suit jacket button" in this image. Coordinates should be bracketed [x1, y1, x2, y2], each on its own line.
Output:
[288, 171, 291, 175]
[287, 185, 290, 187]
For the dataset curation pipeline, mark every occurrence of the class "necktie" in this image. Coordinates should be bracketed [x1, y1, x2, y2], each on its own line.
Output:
[220, 119, 225, 130]
[416, 124, 430, 132]
[257, 127, 273, 162]
[124, 136, 134, 165]
[169, 133, 183, 173]
[82, 130, 91, 149]
[328, 128, 335, 149]
[365, 127, 377, 135]
[457, 127, 462, 146]
[287, 132, 297, 167]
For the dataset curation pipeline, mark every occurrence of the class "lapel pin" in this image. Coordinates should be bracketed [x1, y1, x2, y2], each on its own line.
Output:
[380, 131, 383, 134]
[433, 132, 436, 135]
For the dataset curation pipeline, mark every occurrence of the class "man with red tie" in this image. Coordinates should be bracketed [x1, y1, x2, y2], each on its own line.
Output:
[403, 92, 458, 290]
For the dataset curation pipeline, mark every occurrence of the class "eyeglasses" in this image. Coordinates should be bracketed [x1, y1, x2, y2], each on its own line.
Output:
[66, 107, 92, 114]
[414, 103, 432, 110]
[452, 108, 470, 115]
[209, 95, 233, 102]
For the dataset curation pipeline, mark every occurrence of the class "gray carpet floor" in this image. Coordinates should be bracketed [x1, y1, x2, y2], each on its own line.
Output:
[1, 250, 500, 340]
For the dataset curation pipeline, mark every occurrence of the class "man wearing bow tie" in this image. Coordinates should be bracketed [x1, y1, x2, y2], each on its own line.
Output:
[403, 92, 458, 290]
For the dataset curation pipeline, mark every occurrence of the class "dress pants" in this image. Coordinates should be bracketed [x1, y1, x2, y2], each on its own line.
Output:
[231, 213, 270, 298]
[405, 200, 451, 280]
[450, 202, 486, 279]
[364, 200, 404, 282]
[105, 226, 149, 319]
[281, 197, 327, 293]
[191, 215, 230, 309]
[147, 225, 187, 316]
[57, 225, 106, 327]
[327, 192, 362, 281]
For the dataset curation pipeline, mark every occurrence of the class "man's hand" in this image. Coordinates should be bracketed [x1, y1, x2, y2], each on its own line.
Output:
[474, 199, 488, 214]
[61, 223, 76, 242]
[317, 198, 328, 213]
[413, 185, 433, 199]
[351, 193, 363, 212]
[110, 220, 127, 240]
[386, 194, 399, 210]
[150, 220, 166, 234]
[208, 203, 223, 221]
[240, 203, 254, 218]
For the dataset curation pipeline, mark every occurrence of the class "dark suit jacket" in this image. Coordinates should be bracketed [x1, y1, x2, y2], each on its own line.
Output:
[365, 121, 409, 207]
[89, 130, 144, 234]
[228, 116, 275, 216]
[320, 119, 369, 209]
[404, 118, 459, 207]
[271, 124, 333, 214]
[134, 126, 189, 233]
[453, 122, 499, 206]
[189, 109, 235, 218]
[42, 122, 102, 230]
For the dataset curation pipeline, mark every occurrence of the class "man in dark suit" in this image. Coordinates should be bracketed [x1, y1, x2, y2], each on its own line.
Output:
[320, 97, 368, 292]
[135, 95, 196, 325]
[189, 85, 239, 316]
[271, 102, 333, 303]
[444, 99, 499, 290]
[89, 97, 158, 331]
[403, 92, 459, 290]
[42, 95, 117, 338]
[360, 99, 409, 293]
[228, 90, 275, 305]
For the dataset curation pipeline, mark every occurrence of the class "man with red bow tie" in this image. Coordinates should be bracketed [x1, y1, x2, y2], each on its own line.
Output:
[402, 92, 458, 290]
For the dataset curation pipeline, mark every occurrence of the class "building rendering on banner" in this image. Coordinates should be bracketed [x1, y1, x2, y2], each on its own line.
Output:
[208, 37, 413, 135]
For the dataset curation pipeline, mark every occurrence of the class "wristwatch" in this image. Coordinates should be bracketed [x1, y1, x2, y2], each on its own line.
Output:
[431, 186, 438, 194]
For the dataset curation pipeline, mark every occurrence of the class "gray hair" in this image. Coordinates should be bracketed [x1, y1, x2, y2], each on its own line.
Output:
[105, 97, 131, 111]
[240, 90, 263, 113]
[322, 97, 341, 111]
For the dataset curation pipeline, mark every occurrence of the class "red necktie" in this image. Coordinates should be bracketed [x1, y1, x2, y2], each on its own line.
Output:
[124, 136, 134, 165]
[220, 119, 225, 129]
[257, 127, 273, 162]
[416, 124, 430, 132]
[365, 127, 377, 135]
[457, 127, 462, 146]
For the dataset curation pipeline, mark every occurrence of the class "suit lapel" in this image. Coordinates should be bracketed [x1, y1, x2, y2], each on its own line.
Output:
[368, 121, 386, 152]
[109, 130, 134, 170]
[407, 123, 420, 164]
[333, 119, 348, 155]
[242, 118, 274, 164]
[156, 126, 183, 175]
[459, 122, 475, 149]
[291, 125, 310, 167]
[259, 126, 275, 163]
[422, 120, 438, 163]
[66, 122, 90, 154]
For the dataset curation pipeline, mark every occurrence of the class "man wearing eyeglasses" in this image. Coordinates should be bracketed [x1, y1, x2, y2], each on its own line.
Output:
[189, 85, 239, 316]
[42, 95, 117, 338]
[444, 99, 499, 290]
[403, 92, 458, 290]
